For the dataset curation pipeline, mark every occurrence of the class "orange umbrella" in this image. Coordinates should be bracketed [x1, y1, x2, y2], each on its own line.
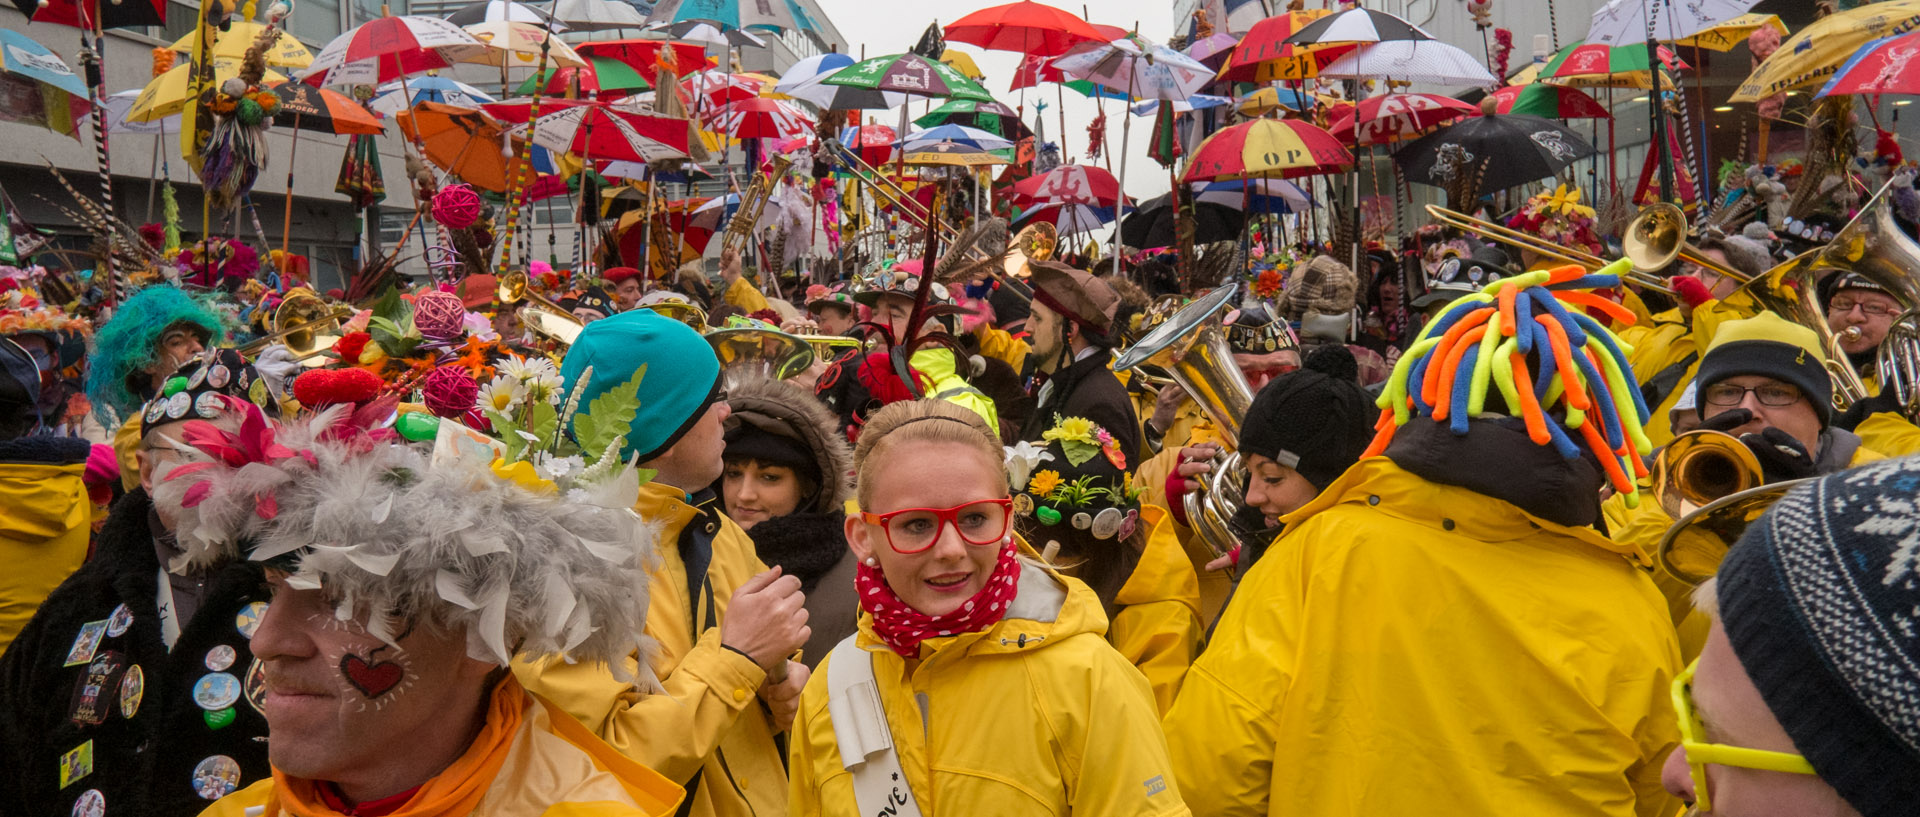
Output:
[398, 101, 538, 193]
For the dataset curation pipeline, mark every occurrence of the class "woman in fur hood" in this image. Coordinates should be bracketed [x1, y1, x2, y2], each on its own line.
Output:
[715, 374, 856, 668]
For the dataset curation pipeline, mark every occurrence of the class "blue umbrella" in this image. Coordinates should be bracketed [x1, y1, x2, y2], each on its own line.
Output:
[647, 0, 821, 34]
[0, 29, 90, 138]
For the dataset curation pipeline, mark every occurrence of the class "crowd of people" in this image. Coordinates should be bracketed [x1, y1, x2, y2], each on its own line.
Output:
[0, 176, 1917, 817]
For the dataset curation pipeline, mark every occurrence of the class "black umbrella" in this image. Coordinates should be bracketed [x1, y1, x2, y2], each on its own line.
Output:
[1121, 194, 1244, 249]
[443, 0, 564, 28]
[1393, 113, 1595, 199]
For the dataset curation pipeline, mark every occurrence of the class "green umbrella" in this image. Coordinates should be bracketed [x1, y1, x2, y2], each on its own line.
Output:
[912, 99, 1032, 140]
[820, 53, 995, 102]
[1521, 39, 1689, 90]
[516, 57, 653, 97]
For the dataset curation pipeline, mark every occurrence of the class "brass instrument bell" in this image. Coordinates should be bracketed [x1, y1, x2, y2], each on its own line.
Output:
[496, 272, 585, 347]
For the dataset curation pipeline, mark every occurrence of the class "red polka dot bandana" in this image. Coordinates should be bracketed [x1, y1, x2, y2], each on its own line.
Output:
[855, 541, 1022, 657]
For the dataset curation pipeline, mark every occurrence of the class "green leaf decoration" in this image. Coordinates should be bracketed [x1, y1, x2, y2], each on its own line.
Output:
[485, 408, 526, 460]
[528, 400, 558, 452]
[368, 286, 411, 327]
[1061, 438, 1101, 467]
[573, 364, 647, 465]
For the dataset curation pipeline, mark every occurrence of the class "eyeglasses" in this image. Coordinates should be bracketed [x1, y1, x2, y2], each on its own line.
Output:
[1830, 297, 1896, 317]
[1672, 658, 1816, 813]
[1703, 382, 1802, 408]
[858, 498, 1013, 554]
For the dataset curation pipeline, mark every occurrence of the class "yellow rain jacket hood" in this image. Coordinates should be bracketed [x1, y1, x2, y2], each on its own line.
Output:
[0, 440, 92, 653]
[1163, 456, 1683, 817]
[788, 561, 1191, 817]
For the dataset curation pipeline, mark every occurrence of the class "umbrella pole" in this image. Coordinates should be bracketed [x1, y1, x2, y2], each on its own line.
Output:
[1057, 82, 1069, 159]
[1112, 74, 1135, 279]
[147, 129, 161, 224]
[283, 112, 301, 258]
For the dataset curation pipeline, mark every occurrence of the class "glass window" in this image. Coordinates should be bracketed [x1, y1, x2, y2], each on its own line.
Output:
[288, 0, 342, 45]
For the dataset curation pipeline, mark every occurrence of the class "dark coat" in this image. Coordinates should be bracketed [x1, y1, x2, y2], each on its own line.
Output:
[1023, 349, 1143, 464]
[743, 511, 856, 669]
[0, 489, 271, 817]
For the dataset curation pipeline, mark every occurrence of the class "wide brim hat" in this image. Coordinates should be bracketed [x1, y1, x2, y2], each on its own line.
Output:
[1028, 261, 1119, 333]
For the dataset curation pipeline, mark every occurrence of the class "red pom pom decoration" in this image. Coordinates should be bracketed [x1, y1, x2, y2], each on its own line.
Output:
[293, 367, 386, 407]
[431, 184, 483, 230]
[855, 351, 923, 407]
[413, 290, 467, 340]
[333, 331, 371, 363]
[422, 365, 479, 419]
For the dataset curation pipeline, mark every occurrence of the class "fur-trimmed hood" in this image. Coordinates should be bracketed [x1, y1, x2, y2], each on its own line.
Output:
[723, 374, 852, 515]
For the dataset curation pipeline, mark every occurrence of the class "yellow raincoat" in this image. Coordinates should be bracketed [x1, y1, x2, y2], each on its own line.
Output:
[0, 456, 91, 653]
[1854, 410, 1920, 456]
[199, 681, 683, 816]
[1163, 458, 1683, 817]
[973, 323, 1029, 374]
[1107, 505, 1203, 715]
[1627, 298, 1756, 447]
[1133, 419, 1232, 627]
[516, 482, 786, 817]
[910, 347, 1000, 437]
[787, 562, 1191, 817]
[724, 276, 773, 314]
[114, 414, 142, 490]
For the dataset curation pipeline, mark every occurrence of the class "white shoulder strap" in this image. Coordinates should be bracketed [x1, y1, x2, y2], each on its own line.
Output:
[824, 636, 925, 817]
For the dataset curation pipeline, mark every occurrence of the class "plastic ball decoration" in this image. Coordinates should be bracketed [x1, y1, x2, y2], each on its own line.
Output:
[412, 290, 468, 340]
[430, 184, 484, 230]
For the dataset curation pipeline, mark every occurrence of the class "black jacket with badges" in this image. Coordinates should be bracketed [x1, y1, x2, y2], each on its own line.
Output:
[0, 489, 270, 817]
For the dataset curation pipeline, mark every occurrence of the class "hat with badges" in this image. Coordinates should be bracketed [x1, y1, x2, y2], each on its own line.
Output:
[139, 350, 268, 438]
[1225, 303, 1300, 356]
[1008, 415, 1143, 546]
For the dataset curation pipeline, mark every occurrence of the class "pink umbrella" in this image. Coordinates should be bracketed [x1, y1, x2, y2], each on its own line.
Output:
[709, 97, 815, 140]
[1325, 92, 1479, 146]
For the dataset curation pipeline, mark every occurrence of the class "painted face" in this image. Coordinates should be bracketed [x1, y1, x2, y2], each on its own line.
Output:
[1700, 374, 1823, 458]
[846, 441, 1008, 618]
[722, 459, 805, 530]
[1660, 622, 1858, 816]
[248, 574, 494, 791]
[1241, 453, 1322, 526]
[1828, 288, 1899, 356]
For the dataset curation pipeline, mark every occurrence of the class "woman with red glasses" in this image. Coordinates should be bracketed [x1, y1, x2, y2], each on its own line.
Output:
[786, 399, 1191, 817]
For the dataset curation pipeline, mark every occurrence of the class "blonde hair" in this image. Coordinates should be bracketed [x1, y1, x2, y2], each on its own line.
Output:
[1692, 576, 1721, 620]
[853, 399, 1006, 508]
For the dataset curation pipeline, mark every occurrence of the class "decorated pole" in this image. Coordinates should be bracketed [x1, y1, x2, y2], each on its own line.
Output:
[80, 0, 120, 300]
[496, 36, 552, 276]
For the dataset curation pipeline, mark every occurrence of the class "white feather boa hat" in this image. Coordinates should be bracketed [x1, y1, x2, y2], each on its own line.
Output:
[151, 397, 661, 682]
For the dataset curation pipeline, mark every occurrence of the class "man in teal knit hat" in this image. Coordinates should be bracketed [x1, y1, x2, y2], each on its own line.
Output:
[517, 309, 811, 817]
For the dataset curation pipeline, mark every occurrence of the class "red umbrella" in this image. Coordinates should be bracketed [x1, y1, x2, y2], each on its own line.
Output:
[681, 70, 763, 109]
[1016, 164, 1126, 207]
[10, 0, 163, 29]
[1325, 92, 1478, 146]
[1217, 11, 1357, 83]
[843, 122, 898, 166]
[482, 97, 600, 124]
[709, 97, 814, 140]
[1487, 84, 1610, 119]
[1183, 118, 1352, 181]
[510, 105, 688, 163]
[1010, 52, 1069, 91]
[944, 1, 1109, 57]
[298, 16, 490, 87]
[1816, 30, 1920, 97]
[572, 39, 712, 74]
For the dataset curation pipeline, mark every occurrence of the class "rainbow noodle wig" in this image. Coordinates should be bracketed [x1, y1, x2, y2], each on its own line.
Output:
[1364, 260, 1654, 506]
[86, 286, 228, 426]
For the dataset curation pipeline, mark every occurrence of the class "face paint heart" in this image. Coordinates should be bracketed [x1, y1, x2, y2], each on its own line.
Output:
[339, 654, 404, 699]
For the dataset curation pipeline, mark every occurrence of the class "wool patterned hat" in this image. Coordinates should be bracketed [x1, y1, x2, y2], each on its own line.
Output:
[1717, 458, 1920, 817]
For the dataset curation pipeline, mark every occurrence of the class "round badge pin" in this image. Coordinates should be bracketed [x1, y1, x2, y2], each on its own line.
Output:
[70, 789, 104, 817]
[248, 379, 270, 408]
[194, 391, 224, 419]
[234, 602, 268, 639]
[190, 755, 242, 801]
[165, 391, 192, 420]
[204, 707, 235, 730]
[186, 363, 209, 390]
[1011, 493, 1034, 518]
[118, 665, 144, 719]
[207, 364, 230, 389]
[144, 399, 167, 425]
[192, 672, 241, 711]
[204, 644, 236, 672]
[1071, 511, 1093, 530]
[104, 604, 133, 638]
[1091, 507, 1123, 540]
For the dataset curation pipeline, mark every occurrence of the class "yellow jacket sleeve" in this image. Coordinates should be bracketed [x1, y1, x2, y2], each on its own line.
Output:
[1109, 506, 1204, 716]
[973, 323, 1029, 373]
[1160, 629, 1287, 817]
[1854, 412, 1920, 457]
[785, 697, 825, 817]
[515, 630, 768, 788]
[1068, 647, 1194, 816]
[723, 276, 772, 313]
[114, 414, 142, 490]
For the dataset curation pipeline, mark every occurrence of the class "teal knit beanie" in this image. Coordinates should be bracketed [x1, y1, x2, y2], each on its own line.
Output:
[561, 309, 722, 462]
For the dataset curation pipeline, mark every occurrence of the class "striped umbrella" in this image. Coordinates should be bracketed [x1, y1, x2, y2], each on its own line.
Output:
[645, 20, 767, 49]
[682, 70, 764, 108]
[1182, 118, 1352, 181]
[1281, 7, 1432, 46]
[460, 21, 588, 69]
[1488, 84, 1609, 119]
[508, 105, 688, 163]
[297, 16, 491, 88]
[1326, 92, 1478, 146]
[901, 123, 1014, 151]
[1217, 10, 1351, 82]
[443, 0, 565, 29]
[370, 75, 497, 114]
[1529, 40, 1689, 90]
[783, 65, 908, 109]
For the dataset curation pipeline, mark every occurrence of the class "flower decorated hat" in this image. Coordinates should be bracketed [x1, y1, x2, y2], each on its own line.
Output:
[1007, 414, 1145, 545]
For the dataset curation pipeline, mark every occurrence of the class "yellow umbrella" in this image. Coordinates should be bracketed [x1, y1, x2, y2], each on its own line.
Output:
[1734, 0, 1920, 102]
[1674, 13, 1788, 51]
[167, 21, 313, 68]
[941, 49, 985, 81]
[127, 59, 288, 123]
[459, 21, 586, 68]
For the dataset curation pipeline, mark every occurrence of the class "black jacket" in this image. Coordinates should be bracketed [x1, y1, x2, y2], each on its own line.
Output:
[1023, 349, 1143, 464]
[0, 490, 271, 817]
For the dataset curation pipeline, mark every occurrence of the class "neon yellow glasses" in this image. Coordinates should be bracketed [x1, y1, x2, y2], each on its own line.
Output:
[1672, 658, 1816, 813]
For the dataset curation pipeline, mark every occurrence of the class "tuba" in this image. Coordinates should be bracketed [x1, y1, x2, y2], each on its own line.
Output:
[720, 155, 794, 257]
[1650, 429, 1809, 585]
[497, 272, 585, 347]
[1114, 285, 1254, 573]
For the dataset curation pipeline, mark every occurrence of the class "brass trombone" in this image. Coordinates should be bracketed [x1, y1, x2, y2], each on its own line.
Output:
[496, 272, 585, 347]
[1423, 203, 1753, 295]
[237, 290, 352, 361]
[1650, 429, 1809, 585]
[641, 300, 709, 331]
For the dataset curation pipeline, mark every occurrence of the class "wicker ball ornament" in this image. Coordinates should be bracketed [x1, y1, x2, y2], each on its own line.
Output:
[412, 290, 468, 339]
[431, 184, 483, 230]
[422, 365, 480, 419]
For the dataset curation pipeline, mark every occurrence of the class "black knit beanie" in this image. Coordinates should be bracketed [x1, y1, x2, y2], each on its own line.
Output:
[1237, 346, 1374, 490]
[723, 424, 822, 489]
[1716, 459, 1920, 817]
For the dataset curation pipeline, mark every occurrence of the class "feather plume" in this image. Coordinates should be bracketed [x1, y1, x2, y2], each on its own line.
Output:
[932, 217, 1010, 285]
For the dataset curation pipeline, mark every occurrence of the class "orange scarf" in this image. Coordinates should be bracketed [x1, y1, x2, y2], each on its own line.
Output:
[264, 675, 527, 817]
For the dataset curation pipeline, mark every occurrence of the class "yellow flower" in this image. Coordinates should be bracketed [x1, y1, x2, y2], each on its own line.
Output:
[1041, 416, 1096, 445]
[490, 458, 557, 495]
[1543, 184, 1596, 219]
[1028, 469, 1063, 498]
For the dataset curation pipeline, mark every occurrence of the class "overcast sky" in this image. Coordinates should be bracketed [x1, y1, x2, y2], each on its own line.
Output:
[811, 0, 1182, 203]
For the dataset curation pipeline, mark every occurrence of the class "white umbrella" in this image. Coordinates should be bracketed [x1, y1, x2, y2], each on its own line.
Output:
[443, 0, 566, 29]
[774, 53, 856, 95]
[1584, 0, 1760, 47]
[369, 76, 497, 114]
[783, 66, 908, 110]
[1049, 35, 1212, 276]
[901, 123, 1014, 151]
[550, 0, 647, 32]
[460, 20, 588, 69]
[1317, 40, 1496, 86]
[646, 20, 767, 49]
[103, 89, 170, 134]
[1129, 94, 1230, 115]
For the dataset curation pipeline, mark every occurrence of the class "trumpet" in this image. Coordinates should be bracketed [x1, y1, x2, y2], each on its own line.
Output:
[237, 290, 352, 362]
[1422, 203, 1750, 295]
[497, 272, 584, 347]
[1650, 429, 1808, 585]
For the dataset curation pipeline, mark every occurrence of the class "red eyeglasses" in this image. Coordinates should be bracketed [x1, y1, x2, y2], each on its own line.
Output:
[858, 498, 1014, 554]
